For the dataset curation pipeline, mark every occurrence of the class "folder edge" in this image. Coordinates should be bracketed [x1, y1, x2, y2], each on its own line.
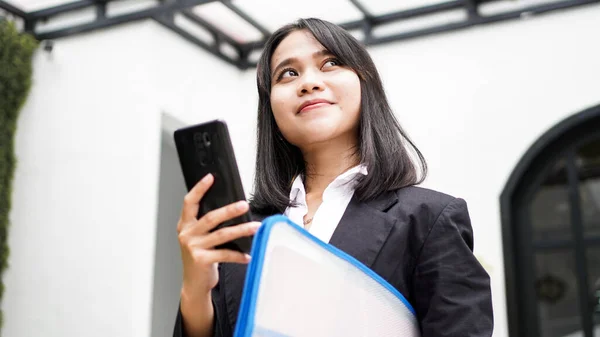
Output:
[234, 214, 417, 337]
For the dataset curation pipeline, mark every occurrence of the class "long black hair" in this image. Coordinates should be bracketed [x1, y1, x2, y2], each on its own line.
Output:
[249, 18, 427, 215]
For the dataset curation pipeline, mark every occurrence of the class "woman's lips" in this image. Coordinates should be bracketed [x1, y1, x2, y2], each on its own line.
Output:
[299, 102, 332, 113]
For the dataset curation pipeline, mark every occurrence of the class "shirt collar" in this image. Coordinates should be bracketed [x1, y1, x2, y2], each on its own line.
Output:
[288, 164, 368, 203]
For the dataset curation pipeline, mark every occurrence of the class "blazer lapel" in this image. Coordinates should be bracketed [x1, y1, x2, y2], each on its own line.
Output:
[328, 190, 399, 269]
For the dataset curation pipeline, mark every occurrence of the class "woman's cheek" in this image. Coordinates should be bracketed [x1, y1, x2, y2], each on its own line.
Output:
[270, 91, 286, 118]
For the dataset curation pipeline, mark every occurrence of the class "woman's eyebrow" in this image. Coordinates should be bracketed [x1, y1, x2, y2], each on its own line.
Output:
[271, 49, 333, 79]
[313, 49, 332, 59]
[272, 58, 296, 79]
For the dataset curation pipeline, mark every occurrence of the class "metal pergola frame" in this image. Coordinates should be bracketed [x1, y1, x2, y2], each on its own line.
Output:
[1, 0, 599, 70]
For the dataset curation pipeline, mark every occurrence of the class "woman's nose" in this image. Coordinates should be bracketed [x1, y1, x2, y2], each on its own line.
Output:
[297, 71, 324, 95]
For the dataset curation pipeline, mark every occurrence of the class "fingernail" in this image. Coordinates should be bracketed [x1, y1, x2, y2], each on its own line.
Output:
[250, 222, 261, 230]
[244, 254, 252, 261]
[202, 173, 213, 182]
[237, 201, 248, 210]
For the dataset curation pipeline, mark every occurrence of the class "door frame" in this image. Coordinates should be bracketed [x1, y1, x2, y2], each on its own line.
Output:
[501, 103, 600, 337]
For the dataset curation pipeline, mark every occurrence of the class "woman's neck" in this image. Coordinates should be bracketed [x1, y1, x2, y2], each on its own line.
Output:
[302, 138, 360, 195]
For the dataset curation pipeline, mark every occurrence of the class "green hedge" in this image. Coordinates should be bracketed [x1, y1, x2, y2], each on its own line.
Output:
[0, 19, 38, 330]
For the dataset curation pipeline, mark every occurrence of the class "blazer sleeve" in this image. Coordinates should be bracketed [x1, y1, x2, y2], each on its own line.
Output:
[173, 278, 233, 337]
[412, 198, 494, 337]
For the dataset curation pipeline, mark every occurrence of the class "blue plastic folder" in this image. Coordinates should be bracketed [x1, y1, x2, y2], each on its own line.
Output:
[234, 215, 420, 337]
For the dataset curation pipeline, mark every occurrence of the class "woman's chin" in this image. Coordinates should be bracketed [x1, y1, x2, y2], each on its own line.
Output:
[297, 112, 343, 128]
[281, 111, 359, 147]
[296, 127, 347, 147]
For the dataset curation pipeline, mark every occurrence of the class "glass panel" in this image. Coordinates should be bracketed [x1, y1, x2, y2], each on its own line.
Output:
[531, 158, 572, 242]
[232, 0, 363, 33]
[535, 250, 582, 337]
[576, 137, 600, 239]
[193, 2, 264, 43]
[587, 247, 600, 336]
[479, 0, 565, 16]
[371, 10, 467, 39]
[5, 0, 73, 12]
[107, 0, 158, 17]
[34, 7, 96, 34]
[360, 0, 455, 16]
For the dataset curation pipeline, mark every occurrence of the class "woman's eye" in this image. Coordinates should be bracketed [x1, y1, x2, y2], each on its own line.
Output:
[322, 59, 340, 69]
[279, 69, 297, 79]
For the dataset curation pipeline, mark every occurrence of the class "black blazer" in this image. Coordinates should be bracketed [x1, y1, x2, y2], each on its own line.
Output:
[174, 186, 494, 337]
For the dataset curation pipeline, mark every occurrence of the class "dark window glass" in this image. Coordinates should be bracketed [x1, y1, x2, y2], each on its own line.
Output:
[532, 158, 572, 243]
[577, 138, 600, 239]
[534, 250, 582, 337]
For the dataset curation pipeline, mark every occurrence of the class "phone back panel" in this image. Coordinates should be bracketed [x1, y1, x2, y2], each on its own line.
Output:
[173, 120, 252, 252]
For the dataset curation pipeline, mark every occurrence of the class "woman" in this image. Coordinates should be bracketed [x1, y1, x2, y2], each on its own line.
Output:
[173, 18, 493, 337]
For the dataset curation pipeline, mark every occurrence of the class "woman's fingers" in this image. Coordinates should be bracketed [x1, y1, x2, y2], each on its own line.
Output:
[194, 200, 250, 234]
[179, 174, 214, 232]
[201, 222, 261, 248]
[199, 249, 252, 265]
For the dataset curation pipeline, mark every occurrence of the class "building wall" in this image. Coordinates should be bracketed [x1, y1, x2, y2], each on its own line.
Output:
[358, 6, 600, 336]
[3, 20, 246, 337]
[4, 4, 600, 337]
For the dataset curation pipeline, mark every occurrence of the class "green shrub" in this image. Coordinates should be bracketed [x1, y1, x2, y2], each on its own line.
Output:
[0, 19, 38, 330]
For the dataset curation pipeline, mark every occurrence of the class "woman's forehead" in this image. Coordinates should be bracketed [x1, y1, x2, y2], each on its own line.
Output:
[270, 30, 327, 68]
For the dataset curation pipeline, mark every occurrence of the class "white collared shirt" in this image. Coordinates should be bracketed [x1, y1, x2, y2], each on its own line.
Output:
[284, 165, 368, 243]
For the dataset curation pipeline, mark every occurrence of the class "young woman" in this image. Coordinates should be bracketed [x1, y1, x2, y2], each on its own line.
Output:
[173, 18, 493, 337]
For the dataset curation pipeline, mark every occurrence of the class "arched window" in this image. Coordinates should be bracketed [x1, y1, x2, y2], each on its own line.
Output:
[501, 104, 600, 337]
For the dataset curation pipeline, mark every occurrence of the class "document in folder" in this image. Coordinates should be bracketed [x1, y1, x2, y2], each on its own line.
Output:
[234, 215, 420, 337]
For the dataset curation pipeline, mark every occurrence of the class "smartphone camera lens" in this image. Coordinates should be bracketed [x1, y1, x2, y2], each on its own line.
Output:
[198, 151, 208, 166]
[202, 132, 211, 147]
[194, 133, 204, 148]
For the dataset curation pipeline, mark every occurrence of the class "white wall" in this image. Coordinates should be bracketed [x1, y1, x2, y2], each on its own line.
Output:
[5, 22, 156, 337]
[4, 4, 600, 337]
[3, 20, 247, 337]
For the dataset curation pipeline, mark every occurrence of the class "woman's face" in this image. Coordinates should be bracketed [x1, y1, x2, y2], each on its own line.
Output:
[269, 30, 361, 148]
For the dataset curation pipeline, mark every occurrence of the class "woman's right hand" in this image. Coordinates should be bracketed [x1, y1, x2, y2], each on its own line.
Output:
[177, 172, 260, 302]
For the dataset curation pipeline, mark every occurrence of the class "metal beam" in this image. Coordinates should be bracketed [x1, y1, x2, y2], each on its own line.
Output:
[220, 0, 270, 37]
[154, 13, 246, 70]
[566, 150, 594, 337]
[464, 0, 480, 18]
[5, 0, 596, 71]
[532, 235, 600, 250]
[180, 9, 242, 49]
[348, 0, 374, 43]
[241, 0, 468, 53]
[368, 20, 472, 46]
[348, 0, 374, 19]
[35, 0, 218, 40]
[359, 0, 600, 46]
[340, 1, 465, 30]
[30, 0, 96, 19]
[96, 2, 106, 19]
[0, 0, 30, 19]
[242, 0, 599, 64]
[476, 0, 599, 23]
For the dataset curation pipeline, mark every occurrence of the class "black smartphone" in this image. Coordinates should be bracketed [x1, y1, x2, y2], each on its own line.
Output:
[173, 119, 253, 253]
